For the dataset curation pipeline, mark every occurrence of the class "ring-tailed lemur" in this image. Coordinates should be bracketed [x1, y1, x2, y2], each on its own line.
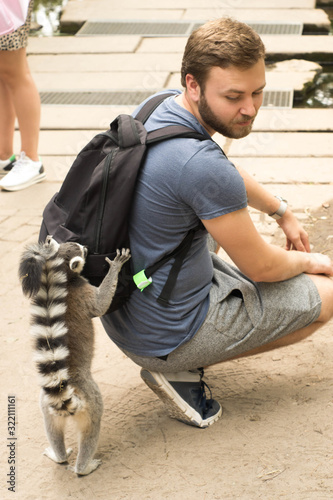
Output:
[19, 236, 130, 475]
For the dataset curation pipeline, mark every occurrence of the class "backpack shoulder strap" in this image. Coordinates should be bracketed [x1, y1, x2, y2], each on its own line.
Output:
[134, 92, 179, 123]
[147, 125, 208, 144]
[133, 223, 205, 306]
[154, 227, 200, 307]
[134, 92, 210, 143]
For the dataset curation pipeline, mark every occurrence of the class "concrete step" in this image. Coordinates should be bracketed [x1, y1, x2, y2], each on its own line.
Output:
[253, 109, 333, 132]
[33, 71, 170, 91]
[15, 129, 333, 158]
[62, 0, 317, 15]
[229, 157, 332, 184]
[27, 34, 333, 60]
[14, 129, 332, 157]
[32, 68, 315, 94]
[27, 35, 141, 54]
[247, 182, 333, 212]
[183, 8, 330, 29]
[38, 105, 135, 130]
[60, 5, 329, 30]
[137, 35, 333, 63]
[37, 155, 332, 185]
[34, 74, 317, 93]
[217, 132, 333, 157]
[263, 35, 333, 62]
[27, 33, 333, 68]
[28, 53, 323, 96]
[13, 129, 102, 156]
[28, 52, 182, 73]
[168, 59, 322, 95]
[37, 106, 333, 132]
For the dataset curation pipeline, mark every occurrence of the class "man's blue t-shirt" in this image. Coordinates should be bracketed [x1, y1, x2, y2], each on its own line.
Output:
[102, 90, 247, 356]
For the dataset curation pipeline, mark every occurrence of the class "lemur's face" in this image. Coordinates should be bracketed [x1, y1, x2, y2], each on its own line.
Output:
[44, 236, 88, 274]
[58, 242, 88, 274]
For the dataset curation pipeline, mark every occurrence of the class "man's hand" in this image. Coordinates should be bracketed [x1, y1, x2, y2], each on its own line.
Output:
[306, 253, 333, 277]
[277, 209, 311, 253]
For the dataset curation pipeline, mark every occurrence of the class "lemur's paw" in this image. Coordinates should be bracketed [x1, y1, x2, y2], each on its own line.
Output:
[106, 248, 131, 267]
[74, 459, 102, 476]
[43, 447, 73, 464]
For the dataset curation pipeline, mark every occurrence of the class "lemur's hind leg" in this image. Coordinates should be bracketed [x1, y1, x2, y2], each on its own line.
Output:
[40, 391, 72, 463]
[72, 384, 103, 475]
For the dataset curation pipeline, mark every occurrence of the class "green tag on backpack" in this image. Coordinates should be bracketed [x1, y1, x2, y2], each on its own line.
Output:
[133, 270, 153, 291]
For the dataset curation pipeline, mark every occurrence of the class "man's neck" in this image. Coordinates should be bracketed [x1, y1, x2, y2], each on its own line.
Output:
[175, 92, 215, 137]
[175, 92, 193, 113]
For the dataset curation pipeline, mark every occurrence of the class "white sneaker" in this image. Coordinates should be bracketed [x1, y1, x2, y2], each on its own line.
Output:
[0, 152, 45, 191]
[0, 154, 16, 175]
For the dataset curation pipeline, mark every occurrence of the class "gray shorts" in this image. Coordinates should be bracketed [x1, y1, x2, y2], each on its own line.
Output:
[123, 253, 322, 372]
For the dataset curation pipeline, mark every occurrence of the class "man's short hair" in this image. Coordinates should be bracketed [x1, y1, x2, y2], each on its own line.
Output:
[180, 17, 266, 89]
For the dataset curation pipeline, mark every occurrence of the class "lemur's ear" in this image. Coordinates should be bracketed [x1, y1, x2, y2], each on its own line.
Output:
[69, 256, 85, 273]
[45, 235, 60, 252]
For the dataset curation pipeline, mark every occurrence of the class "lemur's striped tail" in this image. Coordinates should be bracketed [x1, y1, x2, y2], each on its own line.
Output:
[19, 237, 84, 417]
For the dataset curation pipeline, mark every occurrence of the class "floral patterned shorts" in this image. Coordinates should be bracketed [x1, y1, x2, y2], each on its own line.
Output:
[0, 0, 34, 51]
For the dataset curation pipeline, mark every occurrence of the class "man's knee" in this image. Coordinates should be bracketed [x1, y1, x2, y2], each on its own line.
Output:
[308, 274, 333, 324]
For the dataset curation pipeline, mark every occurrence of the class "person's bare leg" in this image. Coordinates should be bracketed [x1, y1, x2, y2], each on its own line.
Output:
[0, 48, 40, 161]
[0, 78, 16, 160]
[231, 274, 333, 360]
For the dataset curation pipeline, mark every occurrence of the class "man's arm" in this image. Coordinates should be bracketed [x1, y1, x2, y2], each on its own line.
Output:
[235, 165, 310, 252]
[202, 208, 333, 282]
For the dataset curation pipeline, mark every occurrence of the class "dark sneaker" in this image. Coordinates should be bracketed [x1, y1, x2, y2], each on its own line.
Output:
[0, 154, 16, 175]
[140, 368, 222, 428]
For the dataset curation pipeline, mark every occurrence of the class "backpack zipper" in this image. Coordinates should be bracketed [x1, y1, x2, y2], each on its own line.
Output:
[94, 149, 116, 254]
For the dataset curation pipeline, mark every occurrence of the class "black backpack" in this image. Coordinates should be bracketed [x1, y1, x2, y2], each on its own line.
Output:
[39, 92, 207, 312]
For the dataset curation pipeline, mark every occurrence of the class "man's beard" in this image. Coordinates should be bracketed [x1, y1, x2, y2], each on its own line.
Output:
[198, 92, 255, 139]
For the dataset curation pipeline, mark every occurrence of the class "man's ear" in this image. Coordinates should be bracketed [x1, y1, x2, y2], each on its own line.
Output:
[185, 74, 201, 103]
